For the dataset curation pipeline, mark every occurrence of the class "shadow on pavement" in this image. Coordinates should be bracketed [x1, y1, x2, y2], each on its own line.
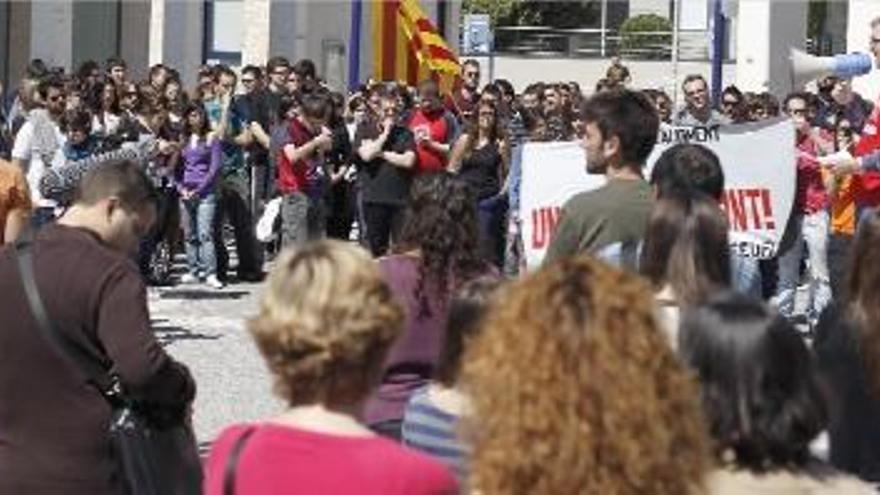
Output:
[157, 289, 249, 301]
[153, 323, 222, 347]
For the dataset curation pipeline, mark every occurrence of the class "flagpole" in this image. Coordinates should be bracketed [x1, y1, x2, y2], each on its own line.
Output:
[348, 0, 362, 90]
[671, 0, 681, 113]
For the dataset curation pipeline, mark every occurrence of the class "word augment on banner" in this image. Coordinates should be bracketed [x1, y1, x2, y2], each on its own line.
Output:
[530, 206, 562, 249]
[719, 188, 777, 232]
[658, 125, 721, 145]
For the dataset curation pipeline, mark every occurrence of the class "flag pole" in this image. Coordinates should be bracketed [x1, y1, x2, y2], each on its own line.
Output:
[671, 0, 681, 113]
[348, 0, 363, 90]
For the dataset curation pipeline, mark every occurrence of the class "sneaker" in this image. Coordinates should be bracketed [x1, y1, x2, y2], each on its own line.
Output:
[180, 273, 199, 284]
[206, 275, 225, 289]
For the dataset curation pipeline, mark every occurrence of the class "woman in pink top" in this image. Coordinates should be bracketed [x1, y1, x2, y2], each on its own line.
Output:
[203, 241, 457, 495]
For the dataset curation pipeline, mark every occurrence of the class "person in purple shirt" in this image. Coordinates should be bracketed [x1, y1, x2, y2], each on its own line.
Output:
[177, 103, 223, 288]
[362, 173, 495, 440]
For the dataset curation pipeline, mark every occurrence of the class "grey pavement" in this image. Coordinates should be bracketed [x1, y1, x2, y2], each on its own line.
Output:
[147, 279, 282, 448]
[146, 259, 812, 452]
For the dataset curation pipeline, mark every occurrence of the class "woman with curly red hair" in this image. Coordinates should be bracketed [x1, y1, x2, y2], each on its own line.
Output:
[461, 256, 711, 494]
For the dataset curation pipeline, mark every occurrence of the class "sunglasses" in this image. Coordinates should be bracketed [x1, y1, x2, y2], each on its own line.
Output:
[722, 99, 739, 106]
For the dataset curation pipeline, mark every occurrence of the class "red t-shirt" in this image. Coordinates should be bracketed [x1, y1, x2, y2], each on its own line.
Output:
[794, 132, 829, 214]
[276, 117, 314, 194]
[855, 96, 880, 207]
[203, 423, 458, 495]
[408, 109, 454, 174]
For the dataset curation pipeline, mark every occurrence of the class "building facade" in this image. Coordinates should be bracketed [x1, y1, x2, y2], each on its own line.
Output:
[0, 0, 461, 92]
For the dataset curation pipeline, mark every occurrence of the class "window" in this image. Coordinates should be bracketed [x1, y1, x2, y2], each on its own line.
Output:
[204, 0, 243, 65]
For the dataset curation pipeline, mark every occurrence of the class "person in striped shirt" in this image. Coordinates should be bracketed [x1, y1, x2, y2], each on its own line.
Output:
[401, 276, 502, 482]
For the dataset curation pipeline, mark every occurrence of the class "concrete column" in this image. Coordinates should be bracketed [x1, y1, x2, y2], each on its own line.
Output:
[149, 0, 166, 67]
[30, 0, 74, 70]
[735, 0, 807, 97]
[150, 0, 203, 88]
[242, 0, 271, 67]
[846, 0, 880, 100]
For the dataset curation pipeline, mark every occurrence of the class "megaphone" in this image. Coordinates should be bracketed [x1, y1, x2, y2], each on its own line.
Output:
[790, 48, 874, 87]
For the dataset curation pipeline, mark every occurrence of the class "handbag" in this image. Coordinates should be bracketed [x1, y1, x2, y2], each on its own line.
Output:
[13, 232, 202, 495]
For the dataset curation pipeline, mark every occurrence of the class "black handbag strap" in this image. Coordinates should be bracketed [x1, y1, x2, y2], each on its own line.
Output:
[223, 427, 258, 495]
[13, 231, 116, 395]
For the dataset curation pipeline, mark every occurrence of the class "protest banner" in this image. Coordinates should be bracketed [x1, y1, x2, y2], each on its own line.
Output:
[519, 118, 796, 268]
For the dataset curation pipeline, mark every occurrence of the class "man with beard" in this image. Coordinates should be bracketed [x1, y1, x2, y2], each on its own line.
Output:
[544, 90, 658, 267]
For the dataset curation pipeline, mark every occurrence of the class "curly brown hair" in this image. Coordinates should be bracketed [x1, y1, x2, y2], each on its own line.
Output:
[462, 257, 711, 494]
[396, 173, 487, 318]
[248, 241, 404, 408]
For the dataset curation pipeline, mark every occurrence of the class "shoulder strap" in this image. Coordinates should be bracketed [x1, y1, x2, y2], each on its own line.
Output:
[223, 427, 258, 495]
[13, 231, 116, 394]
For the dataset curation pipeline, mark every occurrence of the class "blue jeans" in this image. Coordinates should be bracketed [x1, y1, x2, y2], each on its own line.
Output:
[730, 253, 762, 299]
[773, 210, 831, 324]
[181, 193, 217, 278]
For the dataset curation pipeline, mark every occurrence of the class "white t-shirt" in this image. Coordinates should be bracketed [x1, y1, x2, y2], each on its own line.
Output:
[92, 112, 121, 137]
[11, 120, 66, 207]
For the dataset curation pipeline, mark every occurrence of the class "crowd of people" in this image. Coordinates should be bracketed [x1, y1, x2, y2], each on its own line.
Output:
[3, 14, 880, 495]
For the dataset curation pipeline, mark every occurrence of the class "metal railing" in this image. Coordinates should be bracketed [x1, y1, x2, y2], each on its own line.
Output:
[480, 26, 713, 61]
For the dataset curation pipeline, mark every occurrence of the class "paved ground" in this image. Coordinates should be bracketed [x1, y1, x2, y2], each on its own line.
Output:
[147, 278, 282, 451]
[147, 257, 812, 454]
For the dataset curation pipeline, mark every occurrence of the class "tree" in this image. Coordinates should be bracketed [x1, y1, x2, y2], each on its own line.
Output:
[462, 0, 522, 27]
[463, 0, 599, 29]
[512, 1, 599, 29]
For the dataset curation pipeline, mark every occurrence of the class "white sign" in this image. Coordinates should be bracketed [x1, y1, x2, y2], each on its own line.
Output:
[462, 14, 492, 55]
[519, 119, 796, 268]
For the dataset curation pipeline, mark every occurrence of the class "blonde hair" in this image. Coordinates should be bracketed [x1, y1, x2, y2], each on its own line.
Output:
[248, 240, 404, 407]
[462, 256, 711, 494]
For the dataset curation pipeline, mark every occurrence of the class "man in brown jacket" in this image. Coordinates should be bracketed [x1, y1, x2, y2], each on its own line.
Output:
[0, 160, 196, 494]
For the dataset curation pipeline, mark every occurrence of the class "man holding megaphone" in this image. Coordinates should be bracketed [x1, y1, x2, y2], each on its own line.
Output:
[819, 17, 880, 181]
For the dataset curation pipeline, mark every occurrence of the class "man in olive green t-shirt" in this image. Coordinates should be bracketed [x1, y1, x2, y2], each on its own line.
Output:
[544, 90, 659, 267]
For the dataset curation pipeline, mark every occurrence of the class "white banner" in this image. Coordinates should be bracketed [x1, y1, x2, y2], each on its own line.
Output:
[519, 119, 796, 269]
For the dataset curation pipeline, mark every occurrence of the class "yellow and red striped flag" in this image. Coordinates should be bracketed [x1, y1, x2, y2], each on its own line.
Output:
[371, 0, 460, 93]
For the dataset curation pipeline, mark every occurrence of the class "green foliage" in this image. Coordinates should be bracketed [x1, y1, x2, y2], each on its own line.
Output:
[463, 0, 598, 29]
[619, 14, 672, 58]
[512, 1, 598, 29]
[462, 0, 521, 27]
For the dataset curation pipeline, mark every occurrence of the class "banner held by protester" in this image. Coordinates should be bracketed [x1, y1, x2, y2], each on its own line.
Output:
[520, 118, 796, 268]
